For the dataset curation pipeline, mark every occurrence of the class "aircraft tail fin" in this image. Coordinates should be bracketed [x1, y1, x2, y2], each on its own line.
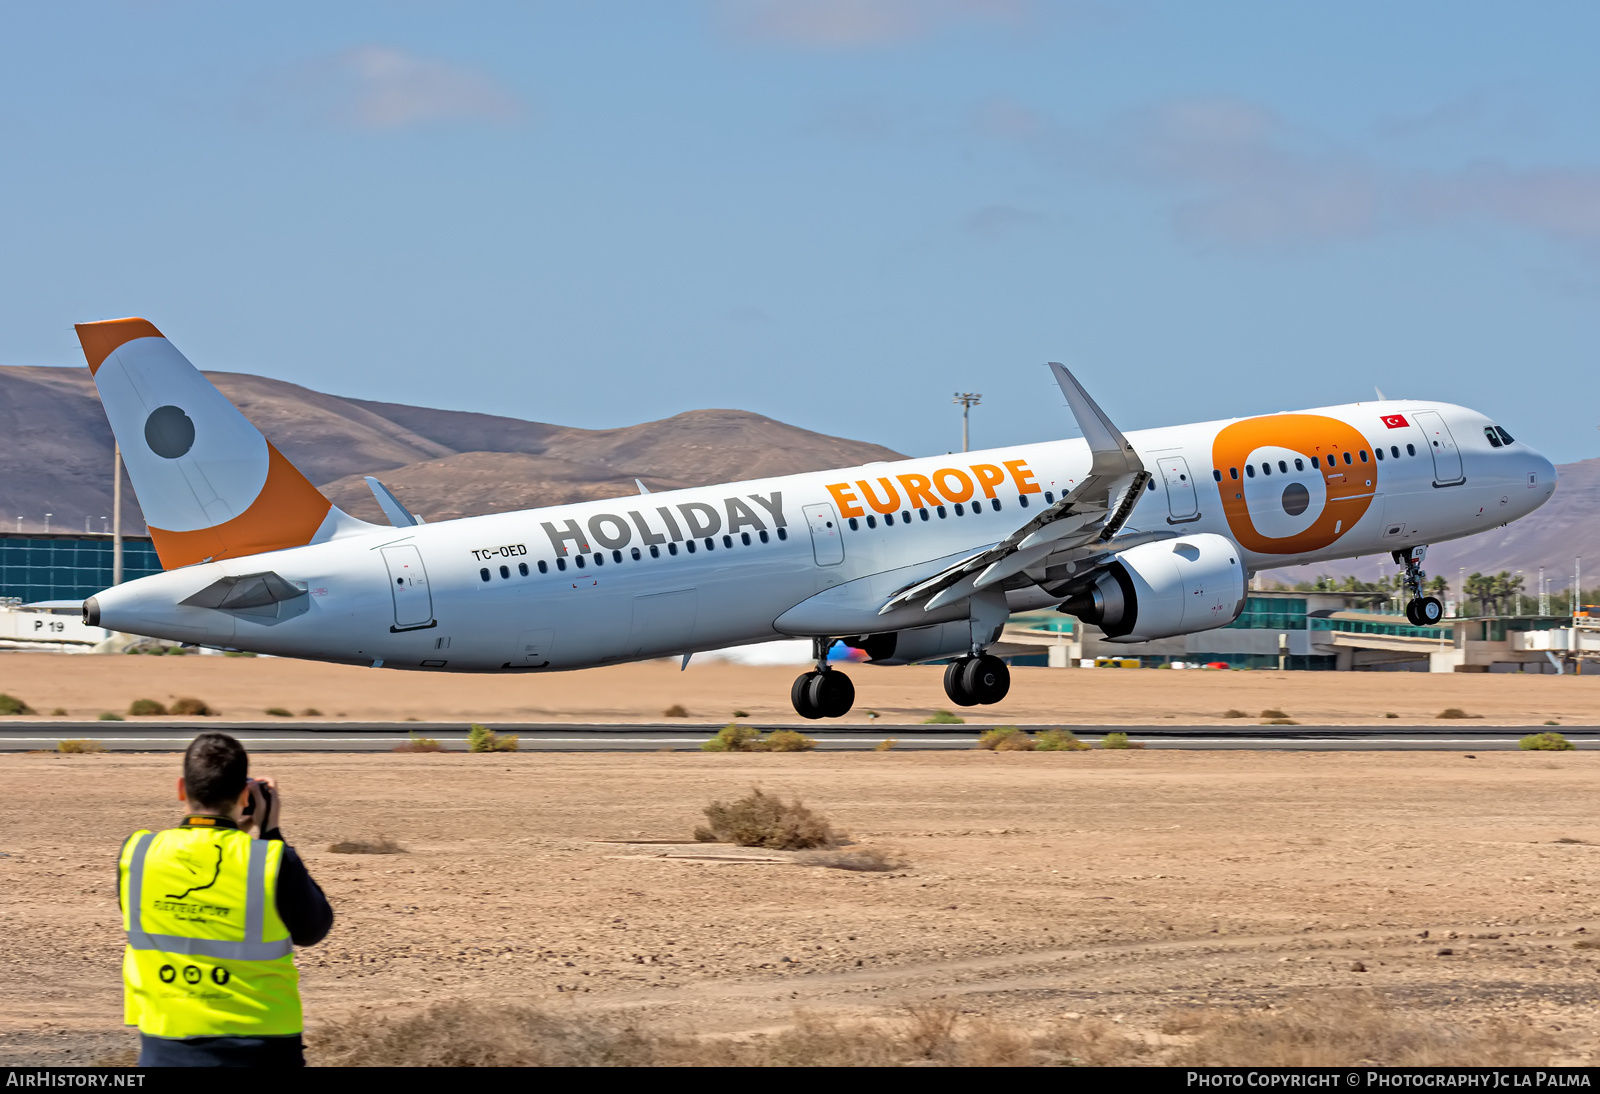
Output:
[76, 317, 370, 569]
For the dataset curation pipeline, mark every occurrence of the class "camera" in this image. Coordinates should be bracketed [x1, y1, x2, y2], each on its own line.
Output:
[241, 778, 274, 820]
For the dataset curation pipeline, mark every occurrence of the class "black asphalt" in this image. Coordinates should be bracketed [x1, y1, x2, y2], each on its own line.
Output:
[1, 721, 1595, 752]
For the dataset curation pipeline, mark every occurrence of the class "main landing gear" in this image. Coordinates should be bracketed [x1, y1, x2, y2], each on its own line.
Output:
[943, 653, 1011, 707]
[1394, 545, 1444, 626]
[792, 637, 855, 719]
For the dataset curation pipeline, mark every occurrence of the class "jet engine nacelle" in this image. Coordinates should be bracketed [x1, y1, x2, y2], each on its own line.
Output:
[1060, 533, 1246, 643]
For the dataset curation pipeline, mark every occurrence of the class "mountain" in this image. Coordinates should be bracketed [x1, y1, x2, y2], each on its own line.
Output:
[0, 365, 905, 533]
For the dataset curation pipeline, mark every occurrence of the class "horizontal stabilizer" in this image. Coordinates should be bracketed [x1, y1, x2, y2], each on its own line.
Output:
[180, 571, 306, 611]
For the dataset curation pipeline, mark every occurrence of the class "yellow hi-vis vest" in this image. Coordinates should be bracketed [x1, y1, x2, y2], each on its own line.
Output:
[119, 823, 302, 1038]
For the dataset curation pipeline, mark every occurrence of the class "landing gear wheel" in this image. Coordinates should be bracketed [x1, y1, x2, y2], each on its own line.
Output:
[961, 655, 1011, 705]
[944, 658, 979, 706]
[807, 669, 855, 719]
[791, 671, 824, 720]
[1405, 599, 1423, 626]
[1417, 596, 1443, 625]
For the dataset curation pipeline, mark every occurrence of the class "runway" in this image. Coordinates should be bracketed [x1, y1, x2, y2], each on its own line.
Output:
[1, 721, 1595, 752]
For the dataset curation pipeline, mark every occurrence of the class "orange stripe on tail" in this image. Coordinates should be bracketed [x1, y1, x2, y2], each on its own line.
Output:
[148, 443, 333, 569]
[74, 318, 165, 375]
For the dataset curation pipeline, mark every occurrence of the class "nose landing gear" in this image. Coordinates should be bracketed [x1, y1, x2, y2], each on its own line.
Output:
[1394, 545, 1444, 626]
[942, 652, 1011, 707]
[791, 637, 855, 719]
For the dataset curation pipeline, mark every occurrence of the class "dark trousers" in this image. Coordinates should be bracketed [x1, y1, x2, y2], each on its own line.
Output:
[138, 1032, 306, 1067]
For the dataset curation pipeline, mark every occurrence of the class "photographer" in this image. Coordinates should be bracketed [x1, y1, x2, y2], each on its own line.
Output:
[117, 731, 333, 1067]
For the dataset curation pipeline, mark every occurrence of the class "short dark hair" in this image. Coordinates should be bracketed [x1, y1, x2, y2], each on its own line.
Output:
[183, 732, 249, 812]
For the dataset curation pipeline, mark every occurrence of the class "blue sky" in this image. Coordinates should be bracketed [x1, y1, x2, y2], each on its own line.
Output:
[3, 1, 1598, 462]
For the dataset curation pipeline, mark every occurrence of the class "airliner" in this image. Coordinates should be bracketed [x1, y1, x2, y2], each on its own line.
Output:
[78, 319, 1556, 717]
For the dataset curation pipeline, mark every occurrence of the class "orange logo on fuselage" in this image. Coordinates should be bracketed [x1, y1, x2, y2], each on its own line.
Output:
[1212, 415, 1377, 555]
[824, 460, 1042, 518]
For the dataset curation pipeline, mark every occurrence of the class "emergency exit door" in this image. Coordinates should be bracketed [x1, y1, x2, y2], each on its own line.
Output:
[1156, 454, 1200, 523]
[1414, 411, 1464, 487]
[382, 545, 434, 630]
[802, 503, 844, 566]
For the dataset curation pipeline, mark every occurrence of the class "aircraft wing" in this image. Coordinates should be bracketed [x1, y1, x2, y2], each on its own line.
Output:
[879, 363, 1152, 616]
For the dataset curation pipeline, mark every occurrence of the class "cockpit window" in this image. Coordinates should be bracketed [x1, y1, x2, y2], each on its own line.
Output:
[1495, 426, 1514, 445]
[1484, 426, 1503, 448]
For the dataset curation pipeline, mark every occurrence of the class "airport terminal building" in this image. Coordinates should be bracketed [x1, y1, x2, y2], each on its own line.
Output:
[0, 531, 162, 605]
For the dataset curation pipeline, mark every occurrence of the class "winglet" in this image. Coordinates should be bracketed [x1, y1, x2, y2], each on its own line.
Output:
[364, 476, 423, 527]
[1048, 363, 1143, 477]
[636, 479, 651, 495]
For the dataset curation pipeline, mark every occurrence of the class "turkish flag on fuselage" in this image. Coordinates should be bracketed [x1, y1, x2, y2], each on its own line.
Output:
[1380, 414, 1409, 428]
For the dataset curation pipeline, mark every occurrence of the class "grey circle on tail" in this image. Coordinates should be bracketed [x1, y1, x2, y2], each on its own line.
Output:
[144, 405, 195, 459]
[1281, 481, 1310, 516]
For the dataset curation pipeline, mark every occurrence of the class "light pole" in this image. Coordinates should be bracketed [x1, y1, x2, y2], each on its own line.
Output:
[953, 392, 981, 452]
[112, 443, 124, 585]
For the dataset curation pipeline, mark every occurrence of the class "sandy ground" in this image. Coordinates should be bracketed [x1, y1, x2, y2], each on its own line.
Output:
[2, 749, 1598, 1066]
[1, 651, 1599, 725]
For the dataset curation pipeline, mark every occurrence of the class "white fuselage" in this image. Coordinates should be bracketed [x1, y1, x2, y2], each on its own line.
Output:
[89, 400, 1555, 671]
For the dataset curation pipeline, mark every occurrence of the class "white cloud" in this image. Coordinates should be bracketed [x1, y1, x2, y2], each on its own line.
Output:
[719, 0, 1034, 48]
[278, 45, 523, 131]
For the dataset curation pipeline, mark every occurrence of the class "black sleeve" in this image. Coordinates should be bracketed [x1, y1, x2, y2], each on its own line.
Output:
[265, 831, 334, 947]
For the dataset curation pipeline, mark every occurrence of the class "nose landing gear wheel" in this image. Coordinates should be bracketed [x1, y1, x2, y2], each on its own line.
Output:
[961, 654, 1011, 705]
[1415, 596, 1443, 625]
[791, 669, 854, 719]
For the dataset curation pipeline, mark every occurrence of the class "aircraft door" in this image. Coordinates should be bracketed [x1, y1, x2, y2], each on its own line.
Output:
[1157, 455, 1200, 523]
[1414, 411, 1465, 486]
[381, 544, 434, 630]
[802, 503, 845, 566]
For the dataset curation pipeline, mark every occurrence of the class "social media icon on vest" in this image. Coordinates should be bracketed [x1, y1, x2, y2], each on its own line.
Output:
[183, 965, 202, 984]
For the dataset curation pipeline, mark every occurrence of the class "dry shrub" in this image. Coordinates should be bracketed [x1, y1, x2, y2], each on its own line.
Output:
[50, 708, 67, 717]
[128, 698, 166, 716]
[57, 739, 105, 754]
[264, 707, 293, 717]
[328, 836, 404, 855]
[1222, 709, 1247, 719]
[922, 711, 965, 724]
[1437, 707, 1471, 719]
[0, 693, 35, 715]
[1035, 728, 1089, 751]
[393, 733, 444, 753]
[1260, 707, 1289, 719]
[1099, 732, 1144, 750]
[1168, 992, 1554, 1067]
[797, 846, 906, 872]
[301, 708, 323, 717]
[468, 723, 518, 752]
[700, 723, 762, 752]
[978, 727, 1034, 751]
[169, 697, 213, 716]
[1520, 732, 1574, 751]
[694, 787, 837, 849]
[663, 704, 690, 718]
[313, 1001, 655, 1067]
[761, 729, 817, 752]
[874, 738, 898, 752]
[97, 712, 124, 721]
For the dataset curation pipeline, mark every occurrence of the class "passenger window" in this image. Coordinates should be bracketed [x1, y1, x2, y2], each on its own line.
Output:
[848, 517, 858, 531]
[936, 506, 947, 518]
[953, 503, 964, 516]
[865, 516, 876, 529]
[538, 560, 548, 574]
[723, 535, 733, 548]
[1343, 451, 1353, 465]
[1044, 491, 1055, 503]
[593, 553, 603, 566]
[919, 508, 929, 521]
[1390, 446, 1399, 459]
[650, 545, 660, 558]
[705, 538, 714, 550]
[1484, 426, 1502, 448]
[557, 557, 567, 571]
[1245, 465, 1255, 478]
[1213, 470, 1222, 482]
[631, 547, 641, 560]
[1407, 444, 1416, 456]
[901, 511, 912, 523]
[613, 549, 623, 563]
[668, 542, 679, 555]
[1277, 460, 1287, 474]
[1294, 458, 1304, 471]
[1311, 456, 1320, 468]
[1229, 467, 1238, 480]
[759, 530, 769, 543]
[575, 555, 586, 569]
[991, 498, 1001, 512]
[1019, 495, 1030, 508]
[1375, 447, 1384, 460]
[1496, 426, 1514, 444]
[777, 527, 788, 541]
[686, 540, 696, 553]
[499, 565, 510, 579]
[1146, 480, 1155, 491]
[883, 512, 894, 525]
[741, 531, 752, 544]
[479, 568, 490, 582]
[1359, 450, 1369, 462]
[519, 562, 528, 576]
